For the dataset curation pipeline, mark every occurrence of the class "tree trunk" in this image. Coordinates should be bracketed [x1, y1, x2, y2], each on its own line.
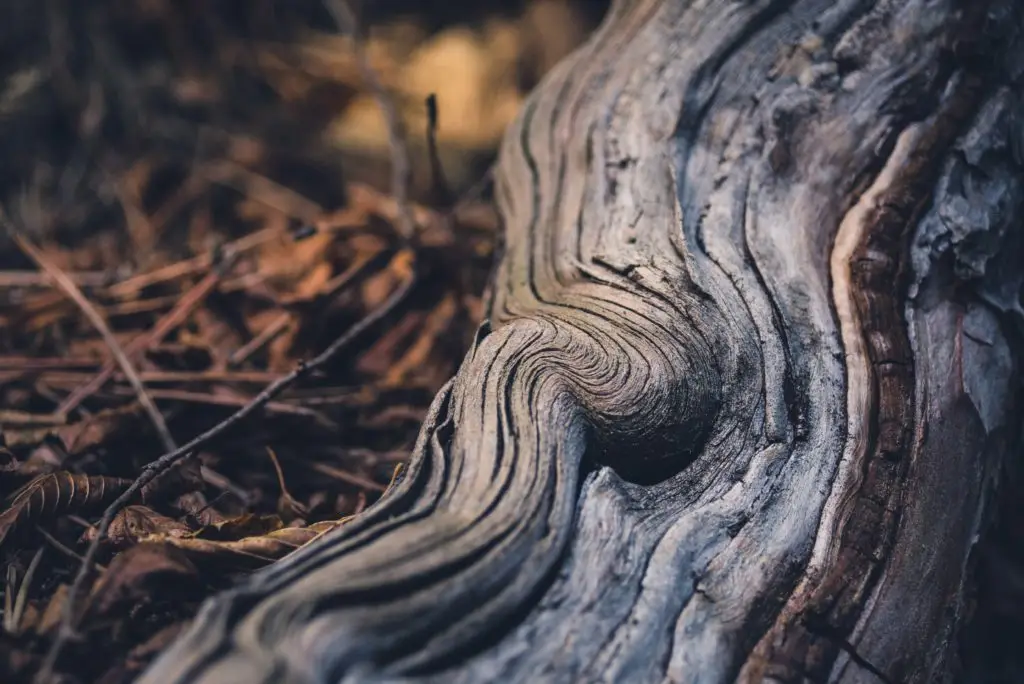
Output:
[140, 1, 1024, 682]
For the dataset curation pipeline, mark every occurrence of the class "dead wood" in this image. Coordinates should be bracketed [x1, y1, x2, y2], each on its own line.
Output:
[140, 1, 1024, 683]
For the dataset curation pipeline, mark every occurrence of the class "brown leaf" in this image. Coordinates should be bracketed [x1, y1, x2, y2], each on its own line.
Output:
[143, 520, 339, 572]
[192, 513, 284, 541]
[54, 404, 146, 455]
[0, 472, 134, 551]
[87, 505, 191, 550]
[86, 543, 201, 619]
[172, 492, 228, 527]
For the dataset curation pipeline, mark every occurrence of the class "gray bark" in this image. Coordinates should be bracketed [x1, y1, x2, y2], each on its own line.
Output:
[139, 1, 1024, 682]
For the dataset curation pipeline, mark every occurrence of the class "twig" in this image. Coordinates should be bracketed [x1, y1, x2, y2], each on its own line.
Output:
[451, 164, 495, 215]
[0, 271, 110, 288]
[65, 516, 94, 532]
[266, 447, 308, 517]
[227, 312, 292, 367]
[37, 369, 285, 386]
[102, 386, 331, 423]
[199, 466, 252, 506]
[307, 461, 386, 493]
[103, 294, 181, 316]
[58, 252, 237, 415]
[323, 0, 417, 241]
[0, 410, 68, 428]
[0, 356, 99, 371]
[203, 160, 324, 224]
[425, 94, 453, 207]
[11, 234, 178, 454]
[37, 250, 416, 683]
[105, 226, 268, 299]
[102, 209, 364, 299]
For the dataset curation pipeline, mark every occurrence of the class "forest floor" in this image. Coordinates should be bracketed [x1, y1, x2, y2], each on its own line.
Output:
[0, 2, 603, 681]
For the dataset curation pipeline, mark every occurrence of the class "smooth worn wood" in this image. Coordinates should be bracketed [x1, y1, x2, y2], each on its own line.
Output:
[141, 1, 1024, 682]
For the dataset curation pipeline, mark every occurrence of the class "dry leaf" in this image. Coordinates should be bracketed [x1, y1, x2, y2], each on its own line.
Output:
[141, 520, 339, 572]
[0, 473, 134, 551]
[87, 543, 201, 619]
[89, 505, 191, 550]
[54, 404, 146, 455]
[172, 491, 228, 527]
[192, 513, 285, 541]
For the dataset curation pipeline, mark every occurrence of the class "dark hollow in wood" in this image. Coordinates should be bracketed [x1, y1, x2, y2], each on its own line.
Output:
[139, 1, 1024, 682]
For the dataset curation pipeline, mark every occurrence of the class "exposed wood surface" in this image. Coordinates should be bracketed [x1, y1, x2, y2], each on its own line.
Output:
[140, 1, 1024, 682]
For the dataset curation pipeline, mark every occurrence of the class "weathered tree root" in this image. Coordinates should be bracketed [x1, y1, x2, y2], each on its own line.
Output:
[140, 1, 1024, 682]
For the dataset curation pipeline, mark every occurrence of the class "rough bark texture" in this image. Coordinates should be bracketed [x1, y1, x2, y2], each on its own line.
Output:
[140, 1, 1024, 682]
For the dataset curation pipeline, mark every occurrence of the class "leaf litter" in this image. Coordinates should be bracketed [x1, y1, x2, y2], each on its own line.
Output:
[0, 1, 605, 682]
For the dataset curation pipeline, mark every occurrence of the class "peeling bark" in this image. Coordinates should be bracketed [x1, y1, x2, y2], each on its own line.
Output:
[140, 1, 1024, 682]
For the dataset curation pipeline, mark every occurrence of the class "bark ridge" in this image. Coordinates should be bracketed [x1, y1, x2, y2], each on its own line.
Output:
[141, 1, 1024, 682]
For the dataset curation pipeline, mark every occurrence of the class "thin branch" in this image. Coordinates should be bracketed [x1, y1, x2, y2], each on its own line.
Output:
[203, 160, 324, 224]
[102, 386, 331, 423]
[0, 270, 110, 288]
[11, 233, 178, 454]
[307, 460, 386, 493]
[58, 252, 238, 415]
[227, 312, 293, 367]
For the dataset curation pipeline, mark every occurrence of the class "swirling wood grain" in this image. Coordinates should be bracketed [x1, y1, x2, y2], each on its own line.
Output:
[139, 0, 1024, 682]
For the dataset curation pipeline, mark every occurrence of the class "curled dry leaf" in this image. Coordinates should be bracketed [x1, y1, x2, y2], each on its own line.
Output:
[88, 505, 192, 550]
[0, 472, 134, 551]
[140, 520, 340, 572]
[128, 472, 406, 571]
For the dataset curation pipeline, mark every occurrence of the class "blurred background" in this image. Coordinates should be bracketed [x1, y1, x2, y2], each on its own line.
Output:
[0, 0, 609, 252]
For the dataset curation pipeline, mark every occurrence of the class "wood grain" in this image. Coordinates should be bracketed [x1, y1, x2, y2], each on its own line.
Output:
[139, 1, 1024, 682]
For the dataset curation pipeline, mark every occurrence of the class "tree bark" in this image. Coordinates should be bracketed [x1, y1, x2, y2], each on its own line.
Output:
[140, 1, 1024, 682]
